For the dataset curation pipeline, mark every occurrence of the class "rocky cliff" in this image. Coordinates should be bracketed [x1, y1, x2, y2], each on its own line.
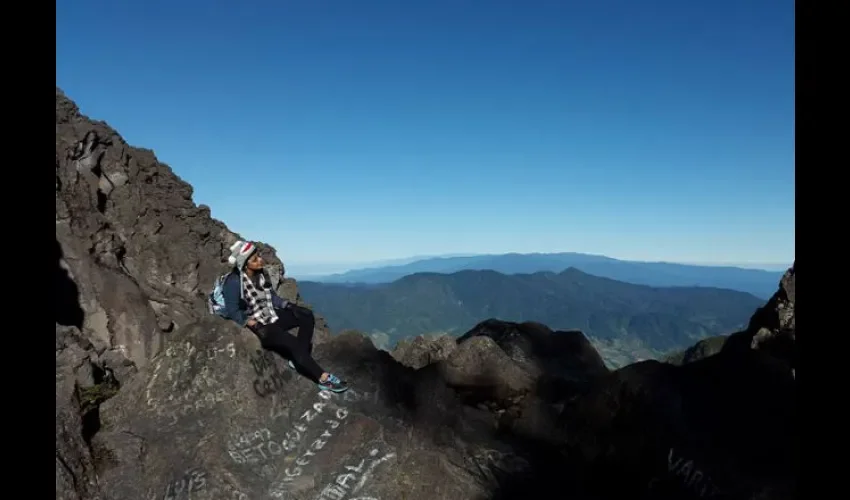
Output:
[665, 264, 796, 369]
[55, 88, 796, 500]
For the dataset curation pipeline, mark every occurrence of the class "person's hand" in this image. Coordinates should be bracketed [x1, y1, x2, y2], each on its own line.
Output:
[246, 319, 257, 328]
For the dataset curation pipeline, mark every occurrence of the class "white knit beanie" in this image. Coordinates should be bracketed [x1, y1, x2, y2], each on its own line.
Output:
[228, 240, 257, 270]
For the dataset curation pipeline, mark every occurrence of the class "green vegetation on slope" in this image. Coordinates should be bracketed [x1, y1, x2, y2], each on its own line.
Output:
[298, 267, 764, 352]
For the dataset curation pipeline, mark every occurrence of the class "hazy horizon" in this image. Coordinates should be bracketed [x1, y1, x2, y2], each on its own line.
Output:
[286, 252, 792, 278]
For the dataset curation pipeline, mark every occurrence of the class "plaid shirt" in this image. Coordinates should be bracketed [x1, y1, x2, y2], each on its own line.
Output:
[241, 270, 279, 325]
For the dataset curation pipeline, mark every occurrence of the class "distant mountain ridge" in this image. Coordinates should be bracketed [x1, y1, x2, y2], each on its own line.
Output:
[309, 252, 785, 299]
[298, 267, 765, 358]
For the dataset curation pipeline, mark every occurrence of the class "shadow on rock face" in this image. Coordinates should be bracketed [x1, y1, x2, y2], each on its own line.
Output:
[483, 349, 797, 500]
[56, 238, 84, 329]
[429, 270, 795, 500]
[90, 318, 615, 500]
[475, 265, 797, 500]
[63, 269, 797, 500]
[455, 320, 610, 416]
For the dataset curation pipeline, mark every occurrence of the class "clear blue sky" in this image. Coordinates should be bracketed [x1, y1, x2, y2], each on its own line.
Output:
[57, 0, 795, 275]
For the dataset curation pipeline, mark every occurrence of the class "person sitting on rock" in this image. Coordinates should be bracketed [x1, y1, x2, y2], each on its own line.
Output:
[222, 240, 348, 393]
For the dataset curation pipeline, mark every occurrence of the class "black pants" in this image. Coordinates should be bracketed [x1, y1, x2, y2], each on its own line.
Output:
[254, 305, 325, 382]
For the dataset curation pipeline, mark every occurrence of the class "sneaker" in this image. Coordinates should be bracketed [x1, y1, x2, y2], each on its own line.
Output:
[318, 374, 348, 393]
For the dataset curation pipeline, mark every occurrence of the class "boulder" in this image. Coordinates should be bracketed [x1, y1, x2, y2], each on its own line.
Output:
[391, 334, 457, 369]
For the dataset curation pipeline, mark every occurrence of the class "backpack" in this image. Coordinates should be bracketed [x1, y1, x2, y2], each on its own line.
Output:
[208, 271, 237, 319]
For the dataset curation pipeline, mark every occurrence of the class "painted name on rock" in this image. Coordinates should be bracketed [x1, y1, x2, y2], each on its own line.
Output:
[316, 446, 396, 500]
[144, 340, 236, 424]
[162, 468, 207, 500]
[249, 349, 291, 398]
[665, 447, 721, 498]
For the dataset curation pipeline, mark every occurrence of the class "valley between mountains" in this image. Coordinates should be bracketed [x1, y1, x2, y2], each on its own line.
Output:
[298, 268, 765, 366]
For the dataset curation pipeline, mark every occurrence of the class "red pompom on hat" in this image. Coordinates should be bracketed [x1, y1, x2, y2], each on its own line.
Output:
[228, 240, 257, 269]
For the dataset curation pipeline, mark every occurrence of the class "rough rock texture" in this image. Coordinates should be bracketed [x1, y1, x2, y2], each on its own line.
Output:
[56, 327, 102, 500]
[724, 263, 796, 367]
[56, 88, 796, 500]
[550, 264, 798, 500]
[93, 325, 533, 500]
[56, 87, 313, 364]
[557, 352, 796, 499]
[441, 336, 536, 399]
[458, 320, 610, 401]
[664, 335, 728, 365]
[55, 87, 326, 500]
[391, 334, 457, 369]
[666, 263, 796, 369]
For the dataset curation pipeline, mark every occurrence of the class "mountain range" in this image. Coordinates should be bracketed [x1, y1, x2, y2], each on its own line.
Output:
[308, 252, 785, 299]
[298, 267, 765, 362]
[56, 87, 796, 500]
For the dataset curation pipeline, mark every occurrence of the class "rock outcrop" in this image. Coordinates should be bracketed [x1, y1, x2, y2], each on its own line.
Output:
[55, 87, 326, 500]
[93, 325, 519, 500]
[56, 88, 796, 500]
[724, 263, 795, 367]
[56, 87, 310, 364]
[391, 334, 457, 369]
[664, 334, 728, 365]
[666, 263, 796, 369]
[556, 264, 797, 499]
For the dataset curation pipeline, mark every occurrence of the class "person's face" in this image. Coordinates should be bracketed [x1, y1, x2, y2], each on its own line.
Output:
[246, 252, 264, 271]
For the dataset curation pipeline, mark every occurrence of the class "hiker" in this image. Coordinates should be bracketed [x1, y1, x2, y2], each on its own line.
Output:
[216, 240, 348, 393]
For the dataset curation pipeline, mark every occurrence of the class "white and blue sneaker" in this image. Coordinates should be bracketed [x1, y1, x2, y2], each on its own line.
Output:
[318, 373, 348, 393]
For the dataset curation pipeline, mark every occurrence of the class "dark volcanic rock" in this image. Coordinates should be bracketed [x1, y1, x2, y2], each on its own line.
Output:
[438, 335, 537, 420]
[664, 334, 728, 365]
[54, 88, 330, 500]
[83, 318, 605, 499]
[459, 320, 609, 374]
[56, 87, 306, 367]
[55, 87, 796, 500]
[54, 89, 573, 500]
[391, 334, 457, 369]
[723, 263, 796, 367]
[550, 265, 798, 499]
[558, 351, 796, 499]
[57, 328, 102, 500]
[666, 263, 796, 369]
[458, 320, 610, 401]
[91, 322, 531, 500]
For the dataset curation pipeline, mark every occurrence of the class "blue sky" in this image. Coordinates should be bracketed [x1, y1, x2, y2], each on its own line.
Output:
[57, 0, 795, 275]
